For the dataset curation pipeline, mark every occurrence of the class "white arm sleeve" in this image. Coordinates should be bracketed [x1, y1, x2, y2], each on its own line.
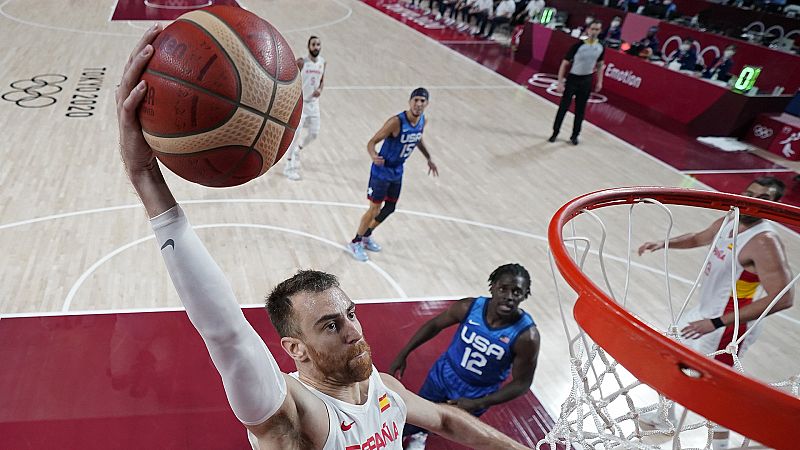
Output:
[150, 205, 286, 425]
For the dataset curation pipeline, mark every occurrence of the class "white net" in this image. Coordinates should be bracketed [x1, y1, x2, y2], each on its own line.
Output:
[538, 198, 800, 450]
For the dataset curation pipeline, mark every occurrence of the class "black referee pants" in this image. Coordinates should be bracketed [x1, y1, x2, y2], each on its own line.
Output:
[552, 74, 592, 139]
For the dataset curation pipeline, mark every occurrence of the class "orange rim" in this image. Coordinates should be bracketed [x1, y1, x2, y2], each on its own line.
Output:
[548, 187, 800, 449]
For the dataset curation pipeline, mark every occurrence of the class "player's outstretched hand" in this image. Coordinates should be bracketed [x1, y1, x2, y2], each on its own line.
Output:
[388, 355, 407, 379]
[637, 241, 664, 256]
[681, 319, 715, 340]
[116, 24, 161, 176]
[427, 159, 439, 177]
[446, 397, 484, 414]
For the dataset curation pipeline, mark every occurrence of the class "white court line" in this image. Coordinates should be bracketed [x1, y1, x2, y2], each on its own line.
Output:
[61, 222, 407, 312]
[359, 0, 800, 244]
[0, 0, 138, 37]
[5, 0, 349, 38]
[282, 0, 353, 33]
[682, 168, 795, 175]
[143, 0, 212, 10]
[359, 0, 699, 182]
[2, 295, 467, 319]
[356, 3, 800, 321]
[0, 197, 696, 283]
[16, 196, 788, 334]
[325, 85, 515, 90]
[108, 0, 120, 22]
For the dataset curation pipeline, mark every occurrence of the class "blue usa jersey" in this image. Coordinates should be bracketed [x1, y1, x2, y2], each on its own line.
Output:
[371, 112, 425, 181]
[444, 297, 535, 387]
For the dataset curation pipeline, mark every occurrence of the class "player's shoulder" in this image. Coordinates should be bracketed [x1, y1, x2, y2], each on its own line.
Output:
[514, 322, 541, 348]
[250, 375, 328, 443]
[751, 226, 784, 249]
[386, 114, 402, 128]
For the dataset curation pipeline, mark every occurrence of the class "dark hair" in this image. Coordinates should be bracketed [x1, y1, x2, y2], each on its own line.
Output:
[410, 87, 429, 100]
[266, 270, 340, 337]
[488, 264, 531, 291]
[752, 176, 785, 201]
[590, 20, 603, 27]
[307, 35, 320, 47]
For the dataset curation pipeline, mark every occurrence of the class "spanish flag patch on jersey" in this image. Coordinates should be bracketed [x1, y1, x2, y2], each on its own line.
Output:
[379, 393, 391, 412]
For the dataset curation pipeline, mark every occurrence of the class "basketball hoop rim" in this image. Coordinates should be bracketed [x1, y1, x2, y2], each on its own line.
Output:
[548, 186, 800, 450]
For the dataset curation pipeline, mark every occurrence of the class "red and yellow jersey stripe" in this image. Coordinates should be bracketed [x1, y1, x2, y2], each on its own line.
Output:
[731, 269, 760, 300]
[378, 393, 391, 412]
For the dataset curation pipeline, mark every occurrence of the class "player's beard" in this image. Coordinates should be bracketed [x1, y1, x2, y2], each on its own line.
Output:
[309, 48, 320, 57]
[739, 214, 762, 225]
[307, 340, 373, 383]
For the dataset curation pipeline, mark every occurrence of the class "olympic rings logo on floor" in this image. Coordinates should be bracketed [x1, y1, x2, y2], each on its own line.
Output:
[527, 73, 607, 104]
[753, 125, 774, 139]
[1, 74, 68, 108]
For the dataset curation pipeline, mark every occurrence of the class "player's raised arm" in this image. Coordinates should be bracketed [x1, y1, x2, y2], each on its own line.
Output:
[117, 26, 288, 427]
[638, 216, 726, 255]
[116, 24, 176, 218]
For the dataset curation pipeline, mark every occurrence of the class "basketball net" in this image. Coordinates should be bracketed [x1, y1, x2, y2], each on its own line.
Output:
[538, 195, 800, 450]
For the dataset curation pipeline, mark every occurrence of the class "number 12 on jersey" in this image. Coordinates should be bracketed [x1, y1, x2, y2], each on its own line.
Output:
[460, 347, 487, 375]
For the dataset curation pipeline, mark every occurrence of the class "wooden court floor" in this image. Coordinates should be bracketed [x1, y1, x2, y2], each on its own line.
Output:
[1, 0, 798, 441]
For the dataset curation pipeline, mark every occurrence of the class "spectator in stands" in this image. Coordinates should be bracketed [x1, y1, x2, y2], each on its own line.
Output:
[628, 26, 660, 58]
[480, 0, 516, 38]
[600, 16, 623, 42]
[577, 15, 596, 36]
[513, 0, 545, 25]
[661, 0, 678, 19]
[667, 37, 699, 71]
[454, 0, 479, 31]
[703, 45, 737, 82]
[617, 0, 640, 12]
[435, 0, 459, 21]
[468, 0, 493, 35]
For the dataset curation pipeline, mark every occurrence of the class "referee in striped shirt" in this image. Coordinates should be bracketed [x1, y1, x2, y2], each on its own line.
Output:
[548, 21, 605, 146]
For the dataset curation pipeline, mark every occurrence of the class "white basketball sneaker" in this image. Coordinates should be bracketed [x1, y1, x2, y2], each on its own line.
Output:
[346, 242, 368, 262]
[362, 236, 382, 252]
[282, 163, 301, 181]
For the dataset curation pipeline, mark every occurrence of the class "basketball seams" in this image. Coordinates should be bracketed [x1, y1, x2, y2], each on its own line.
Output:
[142, 69, 240, 139]
[144, 68, 284, 137]
[176, 17, 243, 104]
[246, 22, 281, 171]
[140, 6, 301, 187]
[202, 9, 282, 85]
[206, 150, 263, 186]
[145, 108, 262, 154]
[182, 10, 275, 112]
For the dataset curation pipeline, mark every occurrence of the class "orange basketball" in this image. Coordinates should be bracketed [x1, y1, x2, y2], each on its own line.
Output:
[138, 6, 302, 187]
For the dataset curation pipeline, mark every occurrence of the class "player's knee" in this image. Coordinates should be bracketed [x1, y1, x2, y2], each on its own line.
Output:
[367, 201, 382, 215]
[375, 201, 396, 223]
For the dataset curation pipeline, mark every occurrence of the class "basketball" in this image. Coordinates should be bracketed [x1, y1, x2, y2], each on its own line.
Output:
[138, 6, 302, 187]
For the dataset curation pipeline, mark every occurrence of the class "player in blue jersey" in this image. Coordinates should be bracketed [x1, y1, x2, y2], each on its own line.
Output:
[346, 88, 439, 262]
[389, 264, 541, 449]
